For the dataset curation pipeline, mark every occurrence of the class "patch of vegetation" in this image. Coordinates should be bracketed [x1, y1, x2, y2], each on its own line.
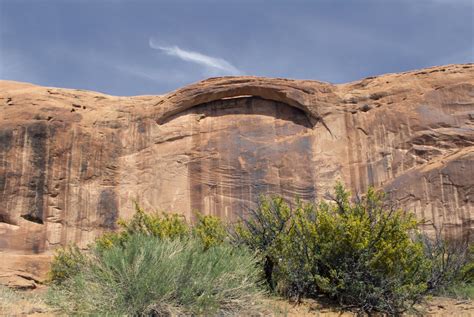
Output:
[234, 183, 472, 314]
[48, 244, 87, 284]
[194, 212, 228, 249]
[423, 237, 474, 299]
[47, 234, 263, 315]
[47, 183, 472, 315]
[94, 203, 227, 251]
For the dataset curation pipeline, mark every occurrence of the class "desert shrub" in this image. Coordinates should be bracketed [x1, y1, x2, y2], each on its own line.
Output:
[194, 213, 228, 249]
[235, 184, 432, 314]
[96, 206, 229, 251]
[94, 230, 125, 251]
[295, 186, 429, 314]
[50, 204, 192, 284]
[50, 204, 233, 284]
[93, 203, 190, 253]
[421, 231, 473, 299]
[461, 244, 474, 284]
[48, 244, 87, 284]
[232, 195, 292, 290]
[47, 234, 263, 315]
[121, 203, 190, 240]
[47, 186, 471, 314]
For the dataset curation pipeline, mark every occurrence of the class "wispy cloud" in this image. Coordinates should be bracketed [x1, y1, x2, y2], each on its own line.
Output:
[149, 38, 242, 75]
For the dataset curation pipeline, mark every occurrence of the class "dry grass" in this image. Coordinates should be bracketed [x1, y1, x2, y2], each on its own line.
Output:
[0, 285, 54, 316]
[0, 285, 472, 316]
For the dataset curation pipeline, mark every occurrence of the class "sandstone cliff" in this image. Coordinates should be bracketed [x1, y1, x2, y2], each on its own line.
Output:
[0, 64, 473, 287]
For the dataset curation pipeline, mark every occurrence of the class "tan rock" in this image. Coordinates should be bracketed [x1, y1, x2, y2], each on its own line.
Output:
[0, 63, 473, 281]
[0, 254, 50, 289]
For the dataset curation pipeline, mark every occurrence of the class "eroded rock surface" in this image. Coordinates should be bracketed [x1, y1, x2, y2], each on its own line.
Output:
[0, 64, 473, 285]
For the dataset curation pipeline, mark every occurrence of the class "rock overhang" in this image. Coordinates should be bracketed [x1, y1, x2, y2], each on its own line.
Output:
[150, 76, 338, 126]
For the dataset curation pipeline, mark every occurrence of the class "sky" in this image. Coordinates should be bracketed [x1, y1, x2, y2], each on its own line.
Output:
[0, 0, 473, 96]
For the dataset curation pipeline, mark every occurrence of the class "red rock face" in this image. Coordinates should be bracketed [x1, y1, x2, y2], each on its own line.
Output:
[0, 64, 473, 287]
[157, 97, 315, 219]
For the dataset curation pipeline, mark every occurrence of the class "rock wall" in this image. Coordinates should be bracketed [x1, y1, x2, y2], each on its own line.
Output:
[0, 64, 473, 286]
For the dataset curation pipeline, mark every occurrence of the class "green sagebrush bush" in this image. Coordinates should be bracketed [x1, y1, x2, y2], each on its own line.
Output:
[50, 204, 230, 285]
[47, 204, 258, 315]
[234, 183, 432, 314]
[47, 234, 263, 316]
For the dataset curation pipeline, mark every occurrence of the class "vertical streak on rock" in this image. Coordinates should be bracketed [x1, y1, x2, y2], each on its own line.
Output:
[212, 103, 224, 219]
[189, 112, 203, 220]
[0, 129, 13, 224]
[74, 139, 86, 245]
[354, 116, 366, 193]
[97, 189, 119, 229]
[235, 104, 244, 218]
[62, 128, 75, 244]
[223, 112, 233, 220]
[24, 123, 47, 224]
[344, 112, 357, 193]
[206, 104, 215, 217]
[245, 98, 254, 214]
[0, 129, 12, 192]
[273, 100, 282, 200]
[18, 128, 29, 222]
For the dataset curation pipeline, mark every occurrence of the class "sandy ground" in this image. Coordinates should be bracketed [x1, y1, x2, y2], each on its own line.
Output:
[1, 285, 473, 316]
[265, 297, 474, 316]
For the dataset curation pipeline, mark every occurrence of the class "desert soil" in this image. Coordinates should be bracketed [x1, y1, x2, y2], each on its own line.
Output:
[1, 285, 472, 316]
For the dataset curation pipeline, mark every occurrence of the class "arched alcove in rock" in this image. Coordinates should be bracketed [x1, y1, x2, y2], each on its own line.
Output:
[140, 96, 317, 220]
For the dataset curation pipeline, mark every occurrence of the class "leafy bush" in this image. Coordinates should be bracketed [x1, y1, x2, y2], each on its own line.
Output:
[47, 234, 263, 315]
[121, 203, 190, 240]
[48, 244, 87, 284]
[94, 205, 228, 251]
[94, 231, 125, 251]
[93, 203, 190, 253]
[194, 213, 228, 249]
[235, 184, 432, 314]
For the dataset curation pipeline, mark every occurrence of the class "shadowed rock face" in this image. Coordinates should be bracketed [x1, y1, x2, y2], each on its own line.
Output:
[0, 63, 473, 286]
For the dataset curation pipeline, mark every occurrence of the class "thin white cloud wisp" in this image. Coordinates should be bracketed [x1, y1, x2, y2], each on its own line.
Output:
[149, 38, 242, 75]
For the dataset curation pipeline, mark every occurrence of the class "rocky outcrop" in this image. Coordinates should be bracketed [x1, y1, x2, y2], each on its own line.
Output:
[0, 64, 473, 287]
